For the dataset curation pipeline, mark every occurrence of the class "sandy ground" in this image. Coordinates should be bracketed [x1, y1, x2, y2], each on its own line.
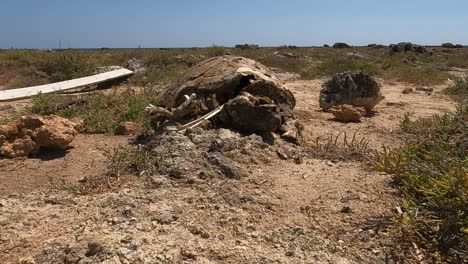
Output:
[0, 78, 456, 263]
[0, 134, 130, 196]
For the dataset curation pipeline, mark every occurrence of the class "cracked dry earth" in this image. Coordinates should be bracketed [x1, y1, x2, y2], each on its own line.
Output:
[0, 78, 456, 264]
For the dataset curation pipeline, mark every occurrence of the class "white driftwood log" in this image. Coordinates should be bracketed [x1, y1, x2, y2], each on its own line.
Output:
[0, 69, 133, 101]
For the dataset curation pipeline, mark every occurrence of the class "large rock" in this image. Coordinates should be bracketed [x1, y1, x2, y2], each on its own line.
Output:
[153, 56, 296, 134]
[221, 92, 283, 133]
[333, 42, 351, 49]
[0, 115, 80, 158]
[127, 58, 145, 73]
[442, 43, 463, 49]
[235, 44, 259, 50]
[391, 42, 427, 54]
[319, 72, 384, 111]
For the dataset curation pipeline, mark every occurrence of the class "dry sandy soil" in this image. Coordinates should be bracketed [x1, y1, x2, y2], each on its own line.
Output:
[0, 78, 456, 263]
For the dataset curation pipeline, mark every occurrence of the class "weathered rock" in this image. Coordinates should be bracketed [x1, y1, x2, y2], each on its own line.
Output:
[153, 56, 297, 134]
[391, 42, 427, 54]
[235, 44, 259, 50]
[207, 152, 249, 179]
[442, 43, 456, 48]
[329, 104, 366, 122]
[221, 92, 283, 133]
[115, 122, 143, 135]
[416, 87, 434, 92]
[278, 120, 303, 144]
[319, 72, 384, 111]
[0, 115, 80, 158]
[128, 58, 145, 73]
[370, 44, 386, 49]
[402, 87, 413, 94]
[441, 43, 462, 49]
[333, 43, 351, 49]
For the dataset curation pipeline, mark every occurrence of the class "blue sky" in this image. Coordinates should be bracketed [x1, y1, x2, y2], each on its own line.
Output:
[1, 0, 467, 49]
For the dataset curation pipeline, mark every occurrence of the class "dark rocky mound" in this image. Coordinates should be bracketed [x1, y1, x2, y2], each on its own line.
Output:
[442, 43, 463, 49]
[390, 42, 427, 54]
[333, 42, 351, 49]
[150, 56, 299, 137]
[319, 72, 384, 112]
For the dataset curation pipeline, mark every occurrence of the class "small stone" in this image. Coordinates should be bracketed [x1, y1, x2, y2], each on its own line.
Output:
[402, 87, 413, 94]
[180, 247, 197, 260]
[415, 87, 434, 92]
[86, 242, 105, 257]
[114, 122, 143, 135]
[340, 206, 352, 214]
[329, 104, 366, 122]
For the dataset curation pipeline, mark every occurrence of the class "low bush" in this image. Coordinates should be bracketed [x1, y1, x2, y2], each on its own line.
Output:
[308, 131, 371, 161]
[30, 87, 160, 133]
[301, 58, 381, 79]
[374, 104, 467, 262]
[444, 77, 468, 99]
[36, 51, 93, 82]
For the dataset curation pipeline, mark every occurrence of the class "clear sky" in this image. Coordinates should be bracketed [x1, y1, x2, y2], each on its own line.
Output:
[1, 0, 467, 49]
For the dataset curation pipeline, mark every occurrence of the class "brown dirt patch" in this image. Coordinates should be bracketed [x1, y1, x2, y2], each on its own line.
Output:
[0, 134, 129, 196]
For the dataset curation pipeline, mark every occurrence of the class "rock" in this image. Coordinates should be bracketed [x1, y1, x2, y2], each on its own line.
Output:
[416, 87, 434, 92]
[442, 43, 456, 48]
[386, 101, 407, 107]
[391, 42, 427, 54]
[370, 44, 386, 49]
[319, 72, 384, 111]
[153, 56, 297, 134]
[85, 242, 105, 257]
[333, 42, 351, 49]
[0, 115, 80, 158]
[442, 43, 462, 49]
[323, 44, 330, 48]
[114, 122, 143, 135]
[340, 206, 352, 213]
[208, 152, 249, 179]
[329, 104, 366, 122]
[279, 119, 303, 144]
[127, 58, 145, 73]
[235, 44, 259, 50]
[402, 87, 413, 94]
[221, 92, 283, 133]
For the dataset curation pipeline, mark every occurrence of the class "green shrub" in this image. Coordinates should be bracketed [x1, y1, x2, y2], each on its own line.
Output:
[444, 78, 468, 98]
[206, 45, 227, 57]
[374, 104, 468, 262]
[301, 58, 381, 79]
[36, 51, 93, 82]
[383, 65, 452, 85]
[29, 87, 160, 133]
[105, 146, 160, 177]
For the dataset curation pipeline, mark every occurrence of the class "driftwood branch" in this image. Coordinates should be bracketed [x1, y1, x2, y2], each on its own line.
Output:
[146, 93, 199, 120]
